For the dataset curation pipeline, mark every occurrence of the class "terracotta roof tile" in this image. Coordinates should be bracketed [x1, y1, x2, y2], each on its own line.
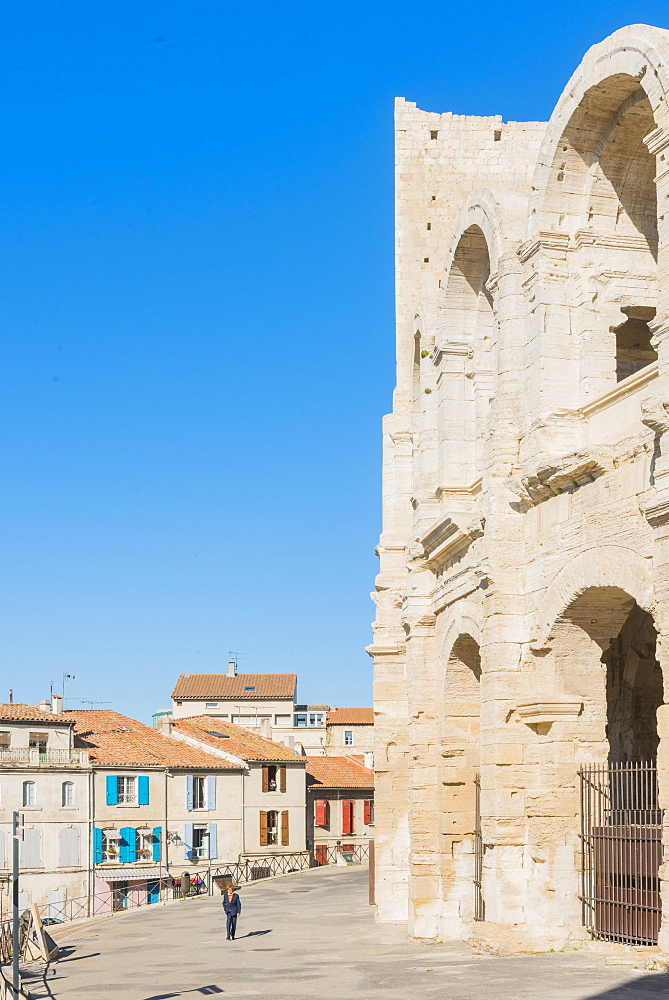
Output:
[305, 755, 374, 789]
[0, 704, 74, 725]
[326, 708, 374, 726]
[174, 716, 304, 763]
[65, 710, 240, 770]
[172, 673, 297, 701]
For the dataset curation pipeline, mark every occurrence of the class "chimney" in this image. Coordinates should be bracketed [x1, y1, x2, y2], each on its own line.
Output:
[227, 661, 237, 678]
[38, 699, 51, 713]
[260, 718, 271, 739]
[51, 694, 63, 715]
[364, 752, 374, 769]
[8, 689, 12, 705]
[157, 716, 174, 736]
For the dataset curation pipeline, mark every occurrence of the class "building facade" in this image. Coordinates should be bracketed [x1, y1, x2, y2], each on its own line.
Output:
[370, 23, 669, 955]
[305, 756, 374, 863]
[325, 708, 374, 758]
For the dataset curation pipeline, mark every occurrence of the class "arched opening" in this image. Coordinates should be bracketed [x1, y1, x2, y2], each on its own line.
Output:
[440, 227, 496, 484]
[539, 76, 659, 401]
[439, 632, 482, 934]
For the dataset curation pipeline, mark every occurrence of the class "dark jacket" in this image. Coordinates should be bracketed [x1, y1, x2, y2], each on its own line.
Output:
[222, 892, 242, 915]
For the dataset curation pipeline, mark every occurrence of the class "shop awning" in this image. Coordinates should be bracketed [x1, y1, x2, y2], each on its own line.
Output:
[96, 867, 165, 882]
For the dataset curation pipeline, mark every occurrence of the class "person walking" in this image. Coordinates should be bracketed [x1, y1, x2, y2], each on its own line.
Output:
[222, 884, 242, 940]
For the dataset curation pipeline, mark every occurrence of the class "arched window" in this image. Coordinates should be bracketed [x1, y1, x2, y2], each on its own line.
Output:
[23, 781, 36, 807]
[61, 781, 74, 807]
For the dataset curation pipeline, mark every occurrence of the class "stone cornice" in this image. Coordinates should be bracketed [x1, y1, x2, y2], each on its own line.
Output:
[644, 495, 669, 527]
[420, 515, 484, 570]
[512, 699, 583, 726]
[365, 643, 404, 658]
[518, 231, 569, 264]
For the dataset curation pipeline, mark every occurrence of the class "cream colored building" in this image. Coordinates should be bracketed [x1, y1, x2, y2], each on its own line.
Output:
[167, 715, 307, 855]
[325, 708, 374, 759]
[371, 23, 669, 956]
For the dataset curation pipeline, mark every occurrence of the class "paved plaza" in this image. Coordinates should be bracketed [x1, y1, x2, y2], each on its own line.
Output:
[21, 865, 669, 1000]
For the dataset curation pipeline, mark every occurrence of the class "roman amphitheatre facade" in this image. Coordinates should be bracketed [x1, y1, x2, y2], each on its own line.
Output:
[370, 24, 669, 953]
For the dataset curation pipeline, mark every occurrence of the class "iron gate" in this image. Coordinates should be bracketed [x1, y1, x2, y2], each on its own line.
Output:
[579, 761, 663, 945]
[474, 772, 484, 921]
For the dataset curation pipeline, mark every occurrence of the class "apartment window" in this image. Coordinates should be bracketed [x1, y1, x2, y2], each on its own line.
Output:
[29, 733, 48, 759]
[266, 810, 278, 845]
[0, 732, 10, 750]
[192, 825, 208, 858]
[23, 781, 36, 807]
[61, 781, 74, 807]
[117, 776, 137, 805]
[294, 714, 307, 728]
[308, 713, 324, 727]
[193, 776, 206, 810]
[342, 799, 355, 836]
[102, 829, 120, 862]
[344, 730, 354, 747]
[205, 703, 218, 708]
[136, 829, 154, 861]
[364, 799, 374, 826]
[262, 765, 286, 793]
[267, 766, 277, 792]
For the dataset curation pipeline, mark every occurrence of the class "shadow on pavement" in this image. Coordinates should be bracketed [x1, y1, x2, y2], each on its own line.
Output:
[142, 988, 223, 999]
[586, 970, 669, 998]
[239, 929, 271, 938]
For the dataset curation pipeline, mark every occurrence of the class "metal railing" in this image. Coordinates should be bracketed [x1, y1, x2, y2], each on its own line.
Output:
[309, 844, 370, 869]
[579, 761, 663, 945]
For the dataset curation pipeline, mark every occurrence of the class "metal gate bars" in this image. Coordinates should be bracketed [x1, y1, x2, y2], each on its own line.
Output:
[474, 772, 484, 921]
[579, 761, 663, 945]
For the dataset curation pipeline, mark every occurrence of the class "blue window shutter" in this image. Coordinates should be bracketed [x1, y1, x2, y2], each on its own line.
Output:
[208, 823, 218, 859]
[207, 775, 216, 811]
[119, 827, 136, 863]
[106, 775, 118, 805]
[183, 823, 193, 861]
[152, 826, 161, 863]
[186, 775, 193, 811]
[93, 827, 103, 864]
[138, 776, 150, 805]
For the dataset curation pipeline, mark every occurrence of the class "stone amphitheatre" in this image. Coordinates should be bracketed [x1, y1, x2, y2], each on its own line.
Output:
[370, 23, 669, 956]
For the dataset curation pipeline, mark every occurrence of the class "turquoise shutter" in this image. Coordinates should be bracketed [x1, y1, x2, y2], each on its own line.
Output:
[208, 823, 218, 859]
[183, 823, 193, 860]
[138, 776, 150, 805]
[93, 827, 103, 864]
[186, 775, 193, 811]
[152, 826, 161, 863]
[119, 827, 136, 863]
[106, 775, 118, 805]
[207, 775, 216, 811]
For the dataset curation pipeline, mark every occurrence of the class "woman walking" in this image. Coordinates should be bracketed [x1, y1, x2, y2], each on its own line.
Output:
[222, 884, 242, 940]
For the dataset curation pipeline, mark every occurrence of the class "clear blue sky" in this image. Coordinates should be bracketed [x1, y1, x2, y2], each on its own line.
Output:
[1, 1, 666, 722]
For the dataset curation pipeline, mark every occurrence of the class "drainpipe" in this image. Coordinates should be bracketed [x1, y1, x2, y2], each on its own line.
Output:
[88, 766, 95, 917]
[164, 769, 169, 891]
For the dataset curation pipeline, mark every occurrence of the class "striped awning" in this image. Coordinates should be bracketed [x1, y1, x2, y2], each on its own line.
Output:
[96, 867, 165, 882]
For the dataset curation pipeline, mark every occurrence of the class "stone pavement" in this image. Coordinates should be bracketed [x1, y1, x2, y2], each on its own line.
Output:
[21, 865, 669, 1000]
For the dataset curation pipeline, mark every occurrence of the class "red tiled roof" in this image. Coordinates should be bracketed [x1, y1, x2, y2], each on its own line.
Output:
[174, 716, 304, 763]
[0, 704, 74, 725]
[326, 708, 374, 726]
[305, 755, 374, 789]
[172, 673, 297, 701]
[65, 710, 240, 770]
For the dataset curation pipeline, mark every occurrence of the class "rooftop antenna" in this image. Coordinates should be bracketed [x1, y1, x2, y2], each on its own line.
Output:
[61, 673, 75, 701]
[67, 698, 112, 709]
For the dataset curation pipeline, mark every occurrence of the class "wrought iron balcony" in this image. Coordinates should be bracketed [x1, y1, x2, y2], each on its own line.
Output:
[0, 748, 89, 767]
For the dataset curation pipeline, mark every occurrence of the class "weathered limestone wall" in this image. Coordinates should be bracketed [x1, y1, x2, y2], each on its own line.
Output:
[371, 23, 669, 954]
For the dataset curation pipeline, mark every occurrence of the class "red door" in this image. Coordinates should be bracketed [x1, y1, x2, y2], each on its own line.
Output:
[315, 844, 327, 866]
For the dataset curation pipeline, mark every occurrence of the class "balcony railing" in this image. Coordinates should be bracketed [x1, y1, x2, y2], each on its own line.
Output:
[0, 749, 89, 767]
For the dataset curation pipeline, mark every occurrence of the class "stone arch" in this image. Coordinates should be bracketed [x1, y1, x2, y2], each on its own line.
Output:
[436, 613, 483, 936]
[527, 25, 669, 404]
[532, 545, 654, 651]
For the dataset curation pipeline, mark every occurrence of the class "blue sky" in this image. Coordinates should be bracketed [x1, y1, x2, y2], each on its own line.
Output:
[1, 1, 667, 722]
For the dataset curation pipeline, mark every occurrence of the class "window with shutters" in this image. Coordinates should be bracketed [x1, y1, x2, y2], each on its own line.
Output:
[21, 828, 41, 868]
[364, 799, 374, 826]
[135, 829, 154, 860]
[267, 765, 277, 791]
[59, 827, 80, 867]
[23, 781, 36, 807]
[0, 732, 10, 749]
[281, 810, 289, 846]
[117, 776, 137, 805]
[342, 799, 355, 836]
[193, 776, 206, 809]
[61, 781, 75, 807]
[315, 799, 329, 827]
[102, 829, 120, 862]
[192, 824, 208, 858]
[266, 810, 278, 845]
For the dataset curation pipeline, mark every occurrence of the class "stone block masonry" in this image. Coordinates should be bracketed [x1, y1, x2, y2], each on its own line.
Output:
[370, 23, 669, 956]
